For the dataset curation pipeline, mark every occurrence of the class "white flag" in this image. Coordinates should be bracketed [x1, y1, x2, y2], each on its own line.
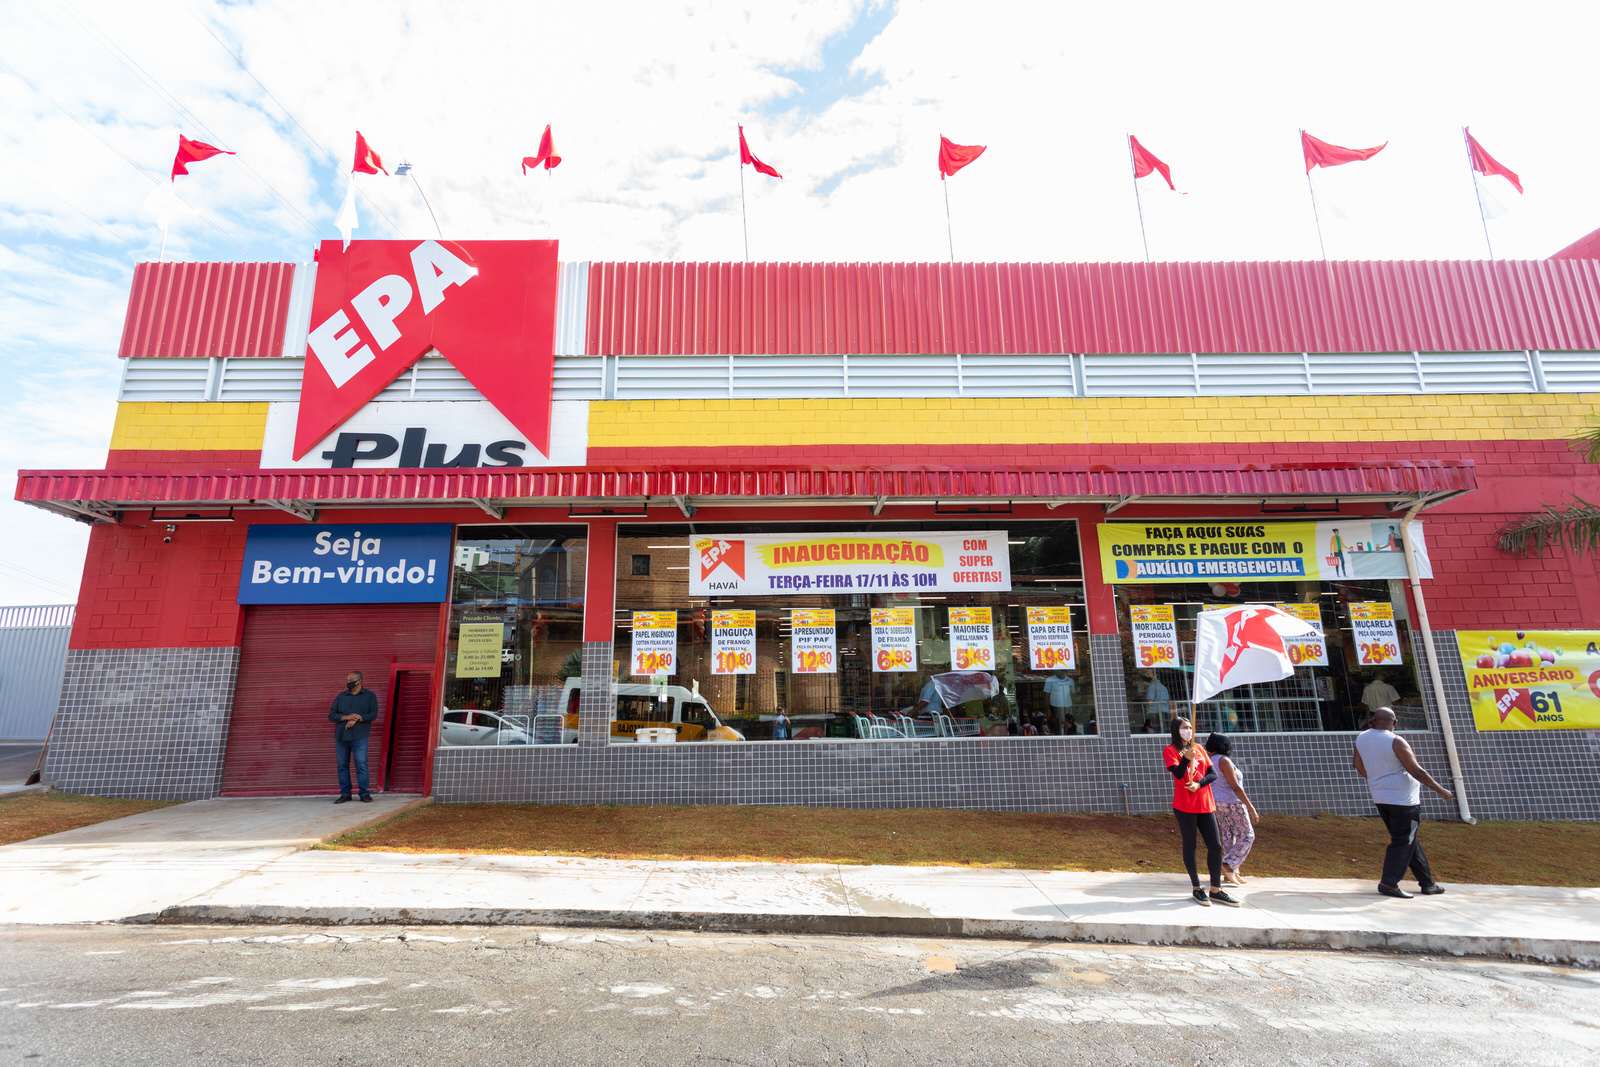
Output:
[335, 175, 359, 249]
[1192, 604, 1317, 705]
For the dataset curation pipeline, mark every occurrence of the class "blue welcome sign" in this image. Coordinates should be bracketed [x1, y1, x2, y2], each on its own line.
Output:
[238, 523, 453, 604]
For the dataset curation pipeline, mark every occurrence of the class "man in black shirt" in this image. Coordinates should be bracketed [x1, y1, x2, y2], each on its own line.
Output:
[328, 670, 379, 803]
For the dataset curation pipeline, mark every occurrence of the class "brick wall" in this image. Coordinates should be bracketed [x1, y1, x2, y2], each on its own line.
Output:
[70, 521, 248, 650]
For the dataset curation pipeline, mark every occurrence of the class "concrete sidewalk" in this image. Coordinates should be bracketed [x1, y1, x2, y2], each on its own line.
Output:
[1, 797, 1596, 966]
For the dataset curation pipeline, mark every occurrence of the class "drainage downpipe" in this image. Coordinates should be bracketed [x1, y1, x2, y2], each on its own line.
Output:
[1401, 502, 1475, 824]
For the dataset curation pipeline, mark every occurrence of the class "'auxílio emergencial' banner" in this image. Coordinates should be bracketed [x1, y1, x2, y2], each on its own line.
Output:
[1098, 521, 1431, 585]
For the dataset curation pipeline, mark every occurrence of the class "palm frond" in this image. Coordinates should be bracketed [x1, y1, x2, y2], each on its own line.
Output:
[1496, 497, 1600, 557]
[1574, 416, 1600, 465]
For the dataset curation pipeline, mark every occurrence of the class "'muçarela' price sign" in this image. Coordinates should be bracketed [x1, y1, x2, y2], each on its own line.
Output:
[238, 523, 452, 604]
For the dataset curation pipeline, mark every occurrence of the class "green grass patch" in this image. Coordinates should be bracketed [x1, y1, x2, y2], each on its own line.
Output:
[0, 792, 179, 846]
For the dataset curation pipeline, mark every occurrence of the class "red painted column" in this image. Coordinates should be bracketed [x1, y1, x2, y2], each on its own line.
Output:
[1075, 512, 1119, 634]
[583, 520, 618, 641]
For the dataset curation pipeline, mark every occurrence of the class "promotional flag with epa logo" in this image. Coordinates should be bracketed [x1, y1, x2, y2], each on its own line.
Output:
[1191, 605, 1317, 705]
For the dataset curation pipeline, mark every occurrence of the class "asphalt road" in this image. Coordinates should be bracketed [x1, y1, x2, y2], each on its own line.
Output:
[2, 925, 1596, 1065]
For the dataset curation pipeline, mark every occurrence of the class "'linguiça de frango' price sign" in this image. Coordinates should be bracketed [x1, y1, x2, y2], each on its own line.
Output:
[1026, 607, 1076, 670]
[1456, 629, 1600, 731]
[947, 607, 995, 671]
[1349, 603, 1403, 666]
[690, 530, 1012, 596]
[871, 607, 918, 673]
[1129, 605, 1179, 669]
[1276, 602, 1328, 667]
[630, 610, 678, 677]
[711, 610, 756, 675]
[790, 609, 837, 674]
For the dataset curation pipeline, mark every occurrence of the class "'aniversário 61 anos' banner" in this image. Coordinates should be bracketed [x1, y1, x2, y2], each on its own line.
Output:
[1457, 629, 1600, 731]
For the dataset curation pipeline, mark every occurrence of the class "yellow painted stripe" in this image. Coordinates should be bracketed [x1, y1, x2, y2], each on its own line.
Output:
[588, 394, 1600, 447]
[109, 402, 269, 451]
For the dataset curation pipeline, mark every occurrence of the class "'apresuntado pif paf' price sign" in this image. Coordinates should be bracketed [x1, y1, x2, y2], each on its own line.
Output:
[947, 606, 994, 671]
[1129, 605, 1179, 669]
[871, 607, 918, 673]
[790, 609, 837, 674]
[1026, 606, 1076, 670]
[1276, 602, 1328, 667]
[1456, 629, 1600, 731]
[711, 610, 756, 675]
[630, 610, 678, 677]
[1349, 603, 1403, 666]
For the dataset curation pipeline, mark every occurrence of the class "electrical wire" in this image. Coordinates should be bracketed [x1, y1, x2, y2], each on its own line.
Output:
[178, 0, 406, 237]
[58, 0, 325, 241]
[0, 53, 248, 254]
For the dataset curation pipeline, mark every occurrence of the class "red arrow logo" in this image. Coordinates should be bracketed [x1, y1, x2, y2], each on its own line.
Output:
[293, 239, 560, 461]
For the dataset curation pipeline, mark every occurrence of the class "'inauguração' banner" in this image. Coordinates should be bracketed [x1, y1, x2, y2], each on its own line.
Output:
[1458, 629, 1600, 731]
[690, 531, 1011, 596]
[1099, 521, 1432, 585]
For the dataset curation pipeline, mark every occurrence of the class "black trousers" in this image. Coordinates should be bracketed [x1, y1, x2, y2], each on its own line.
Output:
[1173, 809, 1223, 888]
[1375, 803, 1436, 888]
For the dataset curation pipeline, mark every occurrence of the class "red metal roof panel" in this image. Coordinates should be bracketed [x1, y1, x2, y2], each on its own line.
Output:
[118, 261, 295, 359]
[583, 259, 1600, 356]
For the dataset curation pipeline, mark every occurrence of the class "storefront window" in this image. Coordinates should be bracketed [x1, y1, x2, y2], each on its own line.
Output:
[606, 521, 1094, 743]
[439, 526, 586, 746]
[1117, 579, 1425, 734]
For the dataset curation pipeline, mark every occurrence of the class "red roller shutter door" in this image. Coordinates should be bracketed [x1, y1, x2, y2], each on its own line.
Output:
[222, 603, 439, 796]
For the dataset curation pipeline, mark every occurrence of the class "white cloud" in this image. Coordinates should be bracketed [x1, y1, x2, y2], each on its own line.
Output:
[1, 0, 1597, 602]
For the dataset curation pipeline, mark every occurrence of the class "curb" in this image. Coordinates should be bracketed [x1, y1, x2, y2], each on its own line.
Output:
[124, 905, 1600, 969]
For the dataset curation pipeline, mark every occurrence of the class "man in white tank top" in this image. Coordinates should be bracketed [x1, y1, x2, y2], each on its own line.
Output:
[1353, 707, 1453, 898]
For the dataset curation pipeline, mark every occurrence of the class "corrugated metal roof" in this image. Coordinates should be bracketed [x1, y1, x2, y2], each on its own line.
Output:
[118, 262, 296, 359]
[15, 461, 1476, 511]
[1551, 227, 1600, 261]
[585, 260, 1600, 355]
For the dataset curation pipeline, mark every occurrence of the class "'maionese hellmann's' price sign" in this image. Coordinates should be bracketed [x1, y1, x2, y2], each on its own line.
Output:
[947, 607, 994, 671]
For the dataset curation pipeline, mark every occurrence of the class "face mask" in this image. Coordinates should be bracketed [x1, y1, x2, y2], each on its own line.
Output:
[347, 681, 360, 692]
[1179, 728, 1193, 742]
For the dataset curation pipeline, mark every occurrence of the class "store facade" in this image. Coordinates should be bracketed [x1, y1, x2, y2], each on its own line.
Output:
[17, 238, 1600, 819]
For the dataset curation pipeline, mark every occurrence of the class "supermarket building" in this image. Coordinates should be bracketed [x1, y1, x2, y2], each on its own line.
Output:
[15, 234, 1600, 821]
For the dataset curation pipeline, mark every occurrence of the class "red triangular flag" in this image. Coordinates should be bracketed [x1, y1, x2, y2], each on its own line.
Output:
[1302, 130, 1386, 173]
[938, 136, 986, 179]
[522, 125, 562, 174]
[1129, 135, 1177, 191]
[739, 125, 782, 179]
[170, 135, 234, 181]
[352, 131, 388, 175]
[1464, 127, 1523, 195]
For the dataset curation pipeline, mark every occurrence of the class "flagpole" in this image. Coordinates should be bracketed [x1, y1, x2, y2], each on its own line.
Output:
[1128, 136, 1150, 263]
[943, 178, 954, 263]
[1462, 127, 1495, 260]
[739, 135, 749, 262]
[1302, 131, 1328, 261]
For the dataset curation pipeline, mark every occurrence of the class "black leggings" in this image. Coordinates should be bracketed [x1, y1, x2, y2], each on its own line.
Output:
[1173, 809, 1223, 888]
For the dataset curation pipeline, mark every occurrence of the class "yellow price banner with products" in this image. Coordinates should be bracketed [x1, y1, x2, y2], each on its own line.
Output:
[1457, 629, 1600, 731]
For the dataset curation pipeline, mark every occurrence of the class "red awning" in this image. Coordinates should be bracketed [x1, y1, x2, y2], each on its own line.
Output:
[16, 462, 1476, 523]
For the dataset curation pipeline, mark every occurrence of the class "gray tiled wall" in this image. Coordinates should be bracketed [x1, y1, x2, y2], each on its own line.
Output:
[432, 632, 1600, 821]
[43, 647, 239, 800]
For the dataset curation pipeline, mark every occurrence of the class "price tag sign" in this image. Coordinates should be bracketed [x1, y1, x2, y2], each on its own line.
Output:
[948, 606, 995, 671]
[711, 610, 756, 674]
[630, 610, 678, 676]
[1130, 605, 1179, 669]
[1350, 602, 1403, 666]
[1026, 606, 1076, 670]
[1277, 602, 1328, 667]
[871, 607, 918, 673]
[790, 609, 837, 674]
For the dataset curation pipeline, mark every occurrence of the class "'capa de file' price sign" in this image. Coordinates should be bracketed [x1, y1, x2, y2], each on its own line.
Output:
[1129, 605, 1179, 669]
[1026, 606, 1076, 670]
[947, 606, 995, 670]
[631, 611, 678, 676]
[871, 607, 918, 673]
[790, 609, 837, 674]
[1349, 602, 1403, 666]
[711, 610, 756, 674]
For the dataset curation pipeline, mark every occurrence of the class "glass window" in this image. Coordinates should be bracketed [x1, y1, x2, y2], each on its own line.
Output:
[1117, 578, 1426, 735]
[440, 526, 586, 746]
[607, 521, 1095, 743]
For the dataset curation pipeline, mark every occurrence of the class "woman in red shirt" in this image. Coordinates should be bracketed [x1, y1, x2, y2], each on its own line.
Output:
[1164, 716, 1240, 907]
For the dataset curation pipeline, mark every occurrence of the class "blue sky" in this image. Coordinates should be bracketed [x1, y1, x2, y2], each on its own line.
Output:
[1, 0, 1597, 603]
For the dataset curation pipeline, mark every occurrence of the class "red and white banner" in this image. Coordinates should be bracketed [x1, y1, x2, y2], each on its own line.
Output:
[711, 610, 756, 675]
[1192, 604, 1316, 704]
[295, 239, 560, 461]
